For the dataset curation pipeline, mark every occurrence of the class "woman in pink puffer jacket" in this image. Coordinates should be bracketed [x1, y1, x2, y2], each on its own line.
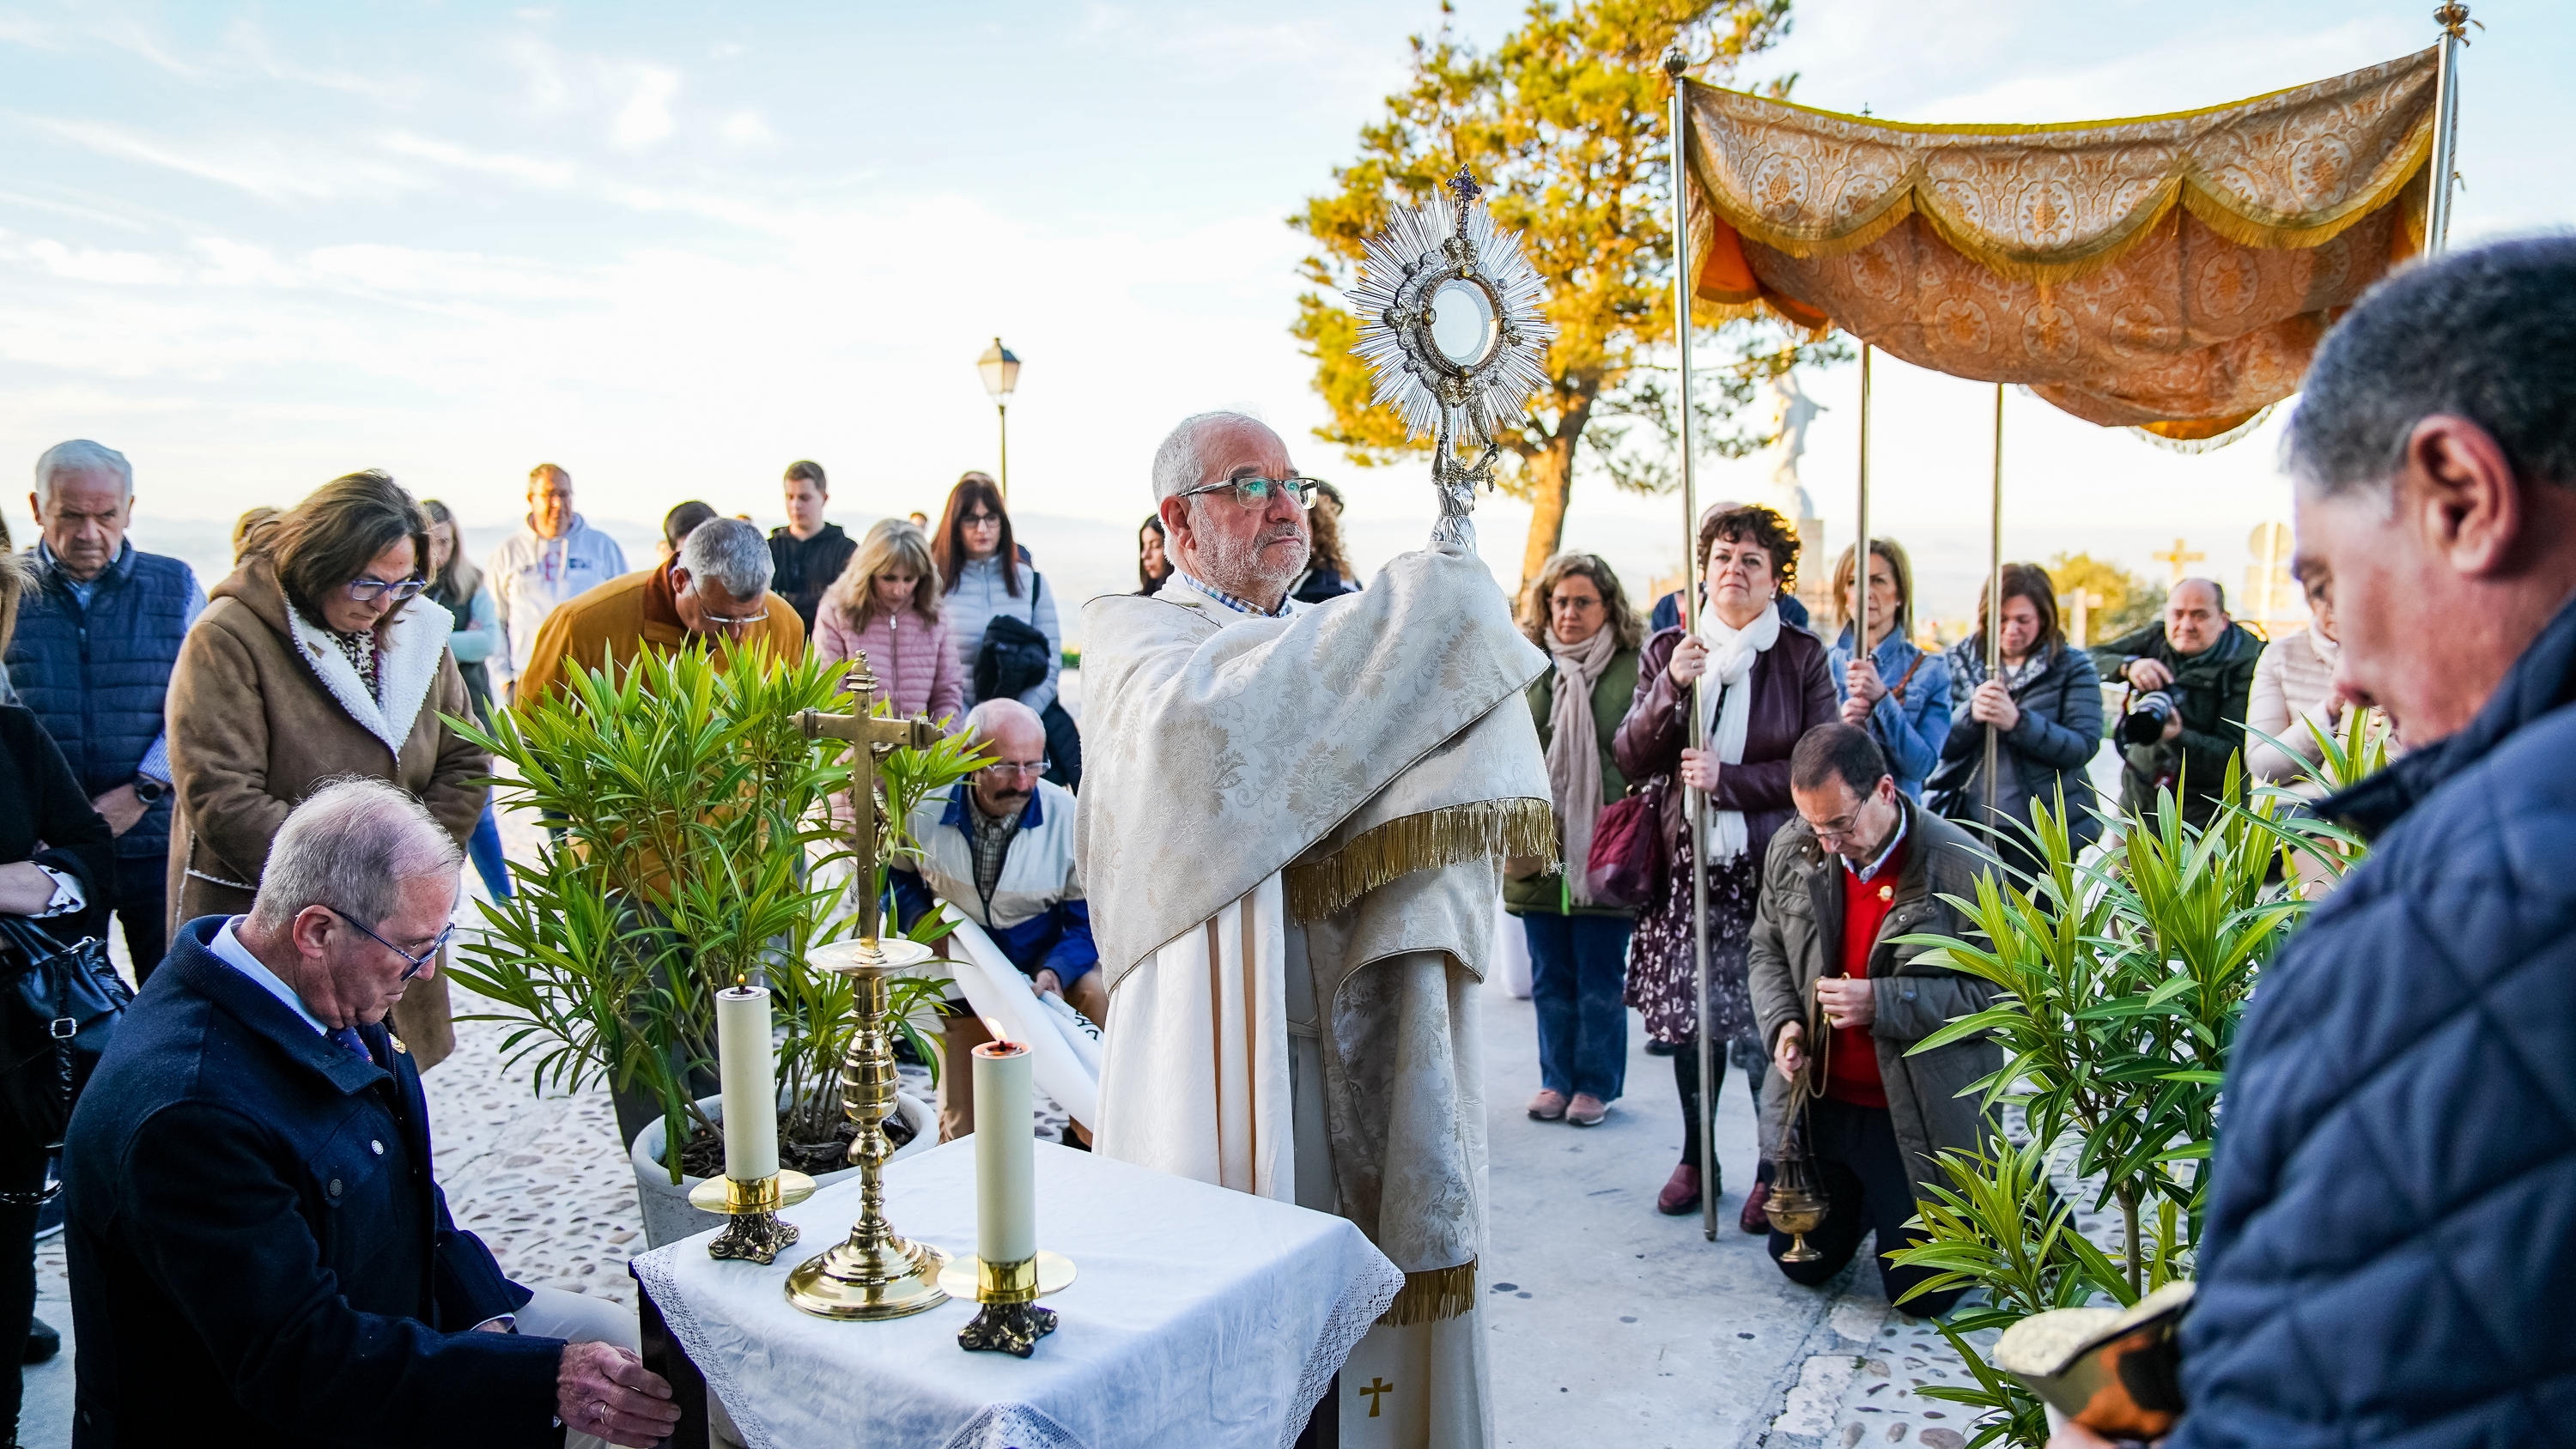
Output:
[814, 518, 966, 725]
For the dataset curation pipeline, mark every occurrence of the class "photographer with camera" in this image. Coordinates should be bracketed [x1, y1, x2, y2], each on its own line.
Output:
[2094, 577, 2262, 830]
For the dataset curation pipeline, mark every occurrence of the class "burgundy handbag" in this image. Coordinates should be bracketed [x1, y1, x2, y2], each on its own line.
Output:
[1583, 777, 1668, 908]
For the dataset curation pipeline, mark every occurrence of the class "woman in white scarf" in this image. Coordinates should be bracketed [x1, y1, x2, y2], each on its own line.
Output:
[1611, 506, 1838, 1227]
[1504, 554, 1645, 1130]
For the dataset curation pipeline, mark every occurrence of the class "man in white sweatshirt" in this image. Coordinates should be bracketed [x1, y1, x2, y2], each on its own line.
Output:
[485, 463, 629, 701]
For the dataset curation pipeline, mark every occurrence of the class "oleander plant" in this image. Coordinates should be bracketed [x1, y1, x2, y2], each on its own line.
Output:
[445, 645, 983, 1182]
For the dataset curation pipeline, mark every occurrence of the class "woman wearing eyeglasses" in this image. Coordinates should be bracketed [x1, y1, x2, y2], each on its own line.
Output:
[164, 470, 485, 1069]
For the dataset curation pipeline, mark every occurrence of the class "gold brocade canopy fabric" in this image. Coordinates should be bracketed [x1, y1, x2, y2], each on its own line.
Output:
[1681, 49, 2438, 439]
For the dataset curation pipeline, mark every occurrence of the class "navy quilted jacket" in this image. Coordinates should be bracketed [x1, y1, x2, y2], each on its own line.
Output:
[5, 543, 198, 859]
[2172, 595, 2576, 1447]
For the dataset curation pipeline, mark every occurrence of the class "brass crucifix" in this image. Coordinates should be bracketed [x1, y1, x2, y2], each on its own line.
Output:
[796, 655, 937, 942]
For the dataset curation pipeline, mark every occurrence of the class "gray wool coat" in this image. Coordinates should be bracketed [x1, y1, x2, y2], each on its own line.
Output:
[1747, 799, 2002, 1205]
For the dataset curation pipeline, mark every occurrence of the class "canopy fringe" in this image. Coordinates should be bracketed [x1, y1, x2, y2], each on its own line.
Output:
[1285, 799, 1557, 923]
[1379, 1258, 1479, 1327]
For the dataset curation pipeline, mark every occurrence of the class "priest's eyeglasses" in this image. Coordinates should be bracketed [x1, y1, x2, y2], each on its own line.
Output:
[345, 576, 428, 603]
[1176, 476, 1321, 512]
[328, 907, 453, 981]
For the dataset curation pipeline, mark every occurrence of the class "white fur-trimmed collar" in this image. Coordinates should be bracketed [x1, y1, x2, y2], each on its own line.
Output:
[287, 601, 453, 760]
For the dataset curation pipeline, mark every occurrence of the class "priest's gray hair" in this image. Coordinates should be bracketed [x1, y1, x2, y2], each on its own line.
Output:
[677, 517, 775, 598]
[1152, 410, 1269, 503]
[250, 778, 461, 931]
[2287, 237, 2576, 505]
[33, 440, 132, 500]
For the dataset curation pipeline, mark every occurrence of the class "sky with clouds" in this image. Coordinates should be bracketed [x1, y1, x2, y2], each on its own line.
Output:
[0, 0, 2565, 637]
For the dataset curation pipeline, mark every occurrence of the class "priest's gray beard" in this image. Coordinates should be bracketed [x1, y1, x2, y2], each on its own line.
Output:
[1194, 518, 1308, 600]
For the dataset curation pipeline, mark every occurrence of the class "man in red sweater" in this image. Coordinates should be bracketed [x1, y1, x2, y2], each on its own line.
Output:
[1747, 724, 2002, 1314]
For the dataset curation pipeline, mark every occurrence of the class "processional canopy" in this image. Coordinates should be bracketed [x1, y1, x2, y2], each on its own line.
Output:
[1674, 48, 2443, 446]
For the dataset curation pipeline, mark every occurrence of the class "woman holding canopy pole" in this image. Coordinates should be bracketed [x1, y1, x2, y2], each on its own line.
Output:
[1615, 506, 1835, 1224]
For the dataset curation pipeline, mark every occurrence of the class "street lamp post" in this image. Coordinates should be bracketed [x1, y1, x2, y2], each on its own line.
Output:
[977, 337, 1022, 497]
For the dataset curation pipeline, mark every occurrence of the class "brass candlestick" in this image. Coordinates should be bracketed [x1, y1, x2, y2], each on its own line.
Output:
[689, 1169, 817, 1265]
[785, 657, 954, 1319]
[784, 934, 951, 1318]
[940, 1251, 1078, 1357]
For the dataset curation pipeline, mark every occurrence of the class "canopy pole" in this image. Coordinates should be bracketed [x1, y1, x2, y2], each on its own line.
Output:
[2427, 3, 2473, 254]
[1854, 344, 1873, 663]
[1983, 385, 2005, 829]
[1665, 48, 1717, 1244]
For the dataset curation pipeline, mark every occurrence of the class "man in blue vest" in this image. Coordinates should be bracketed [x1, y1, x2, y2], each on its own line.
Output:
[10, 440, 203, 978]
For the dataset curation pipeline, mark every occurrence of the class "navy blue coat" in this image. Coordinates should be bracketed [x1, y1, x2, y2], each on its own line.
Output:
[2173, 597, 2576, 1447]
[6, 543, 197, 862]
[64, 917, 564, 1447]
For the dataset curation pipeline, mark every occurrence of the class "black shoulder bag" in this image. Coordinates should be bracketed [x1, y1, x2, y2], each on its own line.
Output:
[972, 573, 1084, 791]
[0, 914, 131, 1153]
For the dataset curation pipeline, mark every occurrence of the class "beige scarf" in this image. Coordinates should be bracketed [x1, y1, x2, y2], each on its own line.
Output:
[1544, 624, 1618, 905]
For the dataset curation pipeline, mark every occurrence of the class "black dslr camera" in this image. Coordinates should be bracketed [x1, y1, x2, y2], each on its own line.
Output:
[2118, 689, 2178, 747]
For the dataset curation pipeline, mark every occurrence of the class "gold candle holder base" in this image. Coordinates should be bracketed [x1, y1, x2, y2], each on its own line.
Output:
[688, 1171, 816, 1265]
[787, 935, 954, 1321]
[944, 1252, 1076, 1356]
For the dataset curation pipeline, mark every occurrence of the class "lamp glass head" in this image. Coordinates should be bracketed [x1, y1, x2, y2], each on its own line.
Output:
[977, 337, 1022, 402]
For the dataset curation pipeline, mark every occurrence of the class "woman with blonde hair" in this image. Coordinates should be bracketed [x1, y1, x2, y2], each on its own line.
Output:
[166, 470, 484, 1068]
[1826, 538, 1951, 801]
[816, 518, 964, 724]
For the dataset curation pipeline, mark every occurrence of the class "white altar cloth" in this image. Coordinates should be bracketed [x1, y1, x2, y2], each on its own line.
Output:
[631, 1138, 1403, 1449]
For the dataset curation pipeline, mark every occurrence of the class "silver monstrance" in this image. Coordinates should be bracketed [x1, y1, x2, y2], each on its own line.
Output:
[1346, 169, 1555, 550]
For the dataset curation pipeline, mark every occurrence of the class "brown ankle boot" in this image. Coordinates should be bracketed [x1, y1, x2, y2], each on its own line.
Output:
[1656, 1161, 1702, 1216]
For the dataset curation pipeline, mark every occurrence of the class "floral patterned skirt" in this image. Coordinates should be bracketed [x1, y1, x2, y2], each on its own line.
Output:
[1624, 828, 1764, 1047]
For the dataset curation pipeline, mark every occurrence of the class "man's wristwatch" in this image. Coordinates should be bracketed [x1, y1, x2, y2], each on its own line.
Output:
[131, 776, 169, 805]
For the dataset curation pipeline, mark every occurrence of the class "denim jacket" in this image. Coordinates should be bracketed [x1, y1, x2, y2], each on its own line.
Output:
[1826, 627, 1953, 800]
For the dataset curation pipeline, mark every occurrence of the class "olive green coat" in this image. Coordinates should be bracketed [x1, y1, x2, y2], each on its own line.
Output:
[1503, 644, 1640, 919]
[1746, 799, 2001, 1205]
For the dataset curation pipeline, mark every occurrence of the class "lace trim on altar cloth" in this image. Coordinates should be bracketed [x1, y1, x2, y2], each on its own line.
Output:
[1279, 1249, 1406, 1449]
[941, 1403, 1090, 1449]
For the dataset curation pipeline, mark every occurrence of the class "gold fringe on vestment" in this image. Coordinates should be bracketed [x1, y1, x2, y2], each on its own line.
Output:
[1379, 1258, 1479, 1327]
[1284, 799, 1558, 924]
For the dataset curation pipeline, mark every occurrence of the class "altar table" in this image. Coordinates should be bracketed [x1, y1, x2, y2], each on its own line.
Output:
[631, 1138, 1402, 1449]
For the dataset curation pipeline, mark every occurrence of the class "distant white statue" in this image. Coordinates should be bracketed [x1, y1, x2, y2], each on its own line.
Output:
[1758, 368, 1823, 524]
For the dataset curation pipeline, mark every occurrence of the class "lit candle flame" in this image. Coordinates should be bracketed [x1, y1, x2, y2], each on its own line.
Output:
[982, 1016, 1012, 1049]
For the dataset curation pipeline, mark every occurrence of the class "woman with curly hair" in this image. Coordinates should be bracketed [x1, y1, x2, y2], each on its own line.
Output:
[1613, 504, 1836, 1225]
[1290, 479, 1361, 604]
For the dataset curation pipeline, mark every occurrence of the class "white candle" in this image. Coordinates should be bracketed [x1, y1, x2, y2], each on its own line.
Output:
[972, 1035, 1036, 1264]
[715, 984, 779, 1182]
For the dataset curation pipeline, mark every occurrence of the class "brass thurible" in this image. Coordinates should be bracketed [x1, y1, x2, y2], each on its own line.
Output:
[1765, 984, 1835, 1264]
[784, 654, 955, 1319]
[690, 1168, 817, 1266]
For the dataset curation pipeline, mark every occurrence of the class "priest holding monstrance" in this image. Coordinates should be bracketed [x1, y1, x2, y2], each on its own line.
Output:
[1078, 178, 1556, 1448]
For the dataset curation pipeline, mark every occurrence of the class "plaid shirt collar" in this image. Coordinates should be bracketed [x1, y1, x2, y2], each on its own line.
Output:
[1170, 570, 1293, 619]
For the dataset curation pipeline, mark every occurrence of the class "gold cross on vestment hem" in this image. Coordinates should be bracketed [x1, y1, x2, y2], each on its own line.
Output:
[1359, 1376, 1394, 1417]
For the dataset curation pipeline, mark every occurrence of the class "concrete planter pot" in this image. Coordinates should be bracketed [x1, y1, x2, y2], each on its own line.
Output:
[629, 1090, 935, 1248]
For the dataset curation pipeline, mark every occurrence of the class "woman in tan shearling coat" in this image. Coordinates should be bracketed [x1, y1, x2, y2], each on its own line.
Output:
[165, 470, 487, 1067]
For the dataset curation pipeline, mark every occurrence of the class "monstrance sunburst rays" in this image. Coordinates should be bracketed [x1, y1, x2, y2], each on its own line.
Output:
[1345, 169, 1555, 548]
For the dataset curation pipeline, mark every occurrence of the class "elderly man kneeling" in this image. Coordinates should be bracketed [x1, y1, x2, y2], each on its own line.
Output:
[65, 779, 680, 1448]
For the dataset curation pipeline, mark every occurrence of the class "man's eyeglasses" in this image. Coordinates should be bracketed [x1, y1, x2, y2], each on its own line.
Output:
[329, 907, 453, 981]
[978, 759, 1050, 781]
[345, 577, 428, 603]
[1176, 476, 1321, 512]
[1807, 812, 1866, 846]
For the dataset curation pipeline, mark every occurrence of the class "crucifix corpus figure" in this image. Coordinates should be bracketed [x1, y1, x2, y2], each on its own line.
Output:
[1078, 411, 1552, 1448]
